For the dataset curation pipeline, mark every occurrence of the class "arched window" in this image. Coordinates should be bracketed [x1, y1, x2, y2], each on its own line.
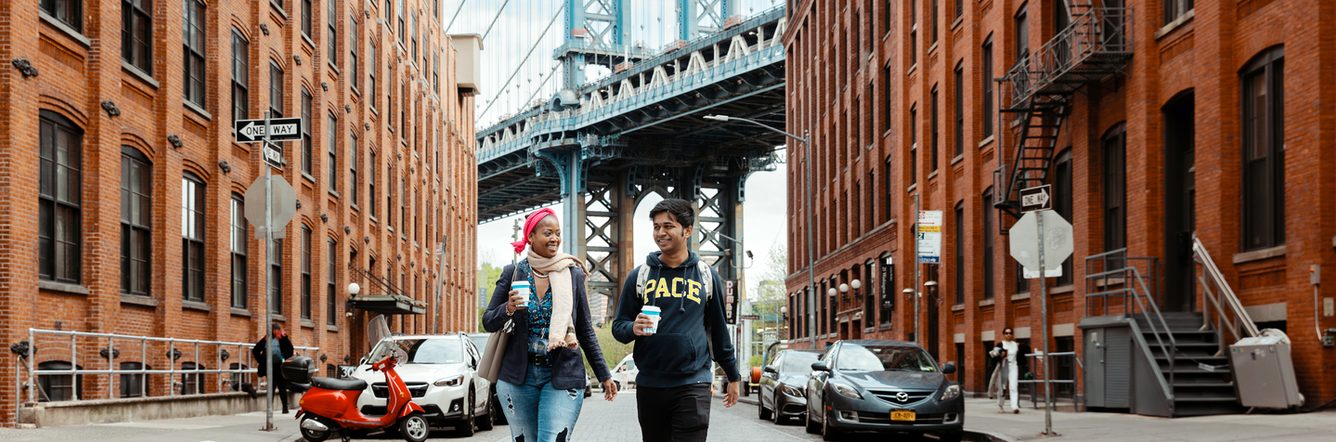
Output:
[119, 361, 150, 398]
[183, 172, 206, 303]
[38, 361, 83, 401]
[40, 111, 84, 284]
[181, 362, 205, 395]
[121, 146, 151, 296]
[1241, 46, 1285, 251]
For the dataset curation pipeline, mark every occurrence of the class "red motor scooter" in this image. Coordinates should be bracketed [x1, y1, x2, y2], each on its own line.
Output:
[291, 313, 427, 440]
[287, 354, 429, 442]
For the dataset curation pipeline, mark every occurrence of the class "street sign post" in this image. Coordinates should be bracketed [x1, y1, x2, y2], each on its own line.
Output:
[916, 210, 943, 264]
[235, 112, 303, 432]
[1008, 185, 1072, 437]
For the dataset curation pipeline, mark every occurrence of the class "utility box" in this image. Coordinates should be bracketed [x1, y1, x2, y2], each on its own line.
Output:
[1081, 320, 1132, 409]
[1230, 330, 1304, 409]
[449, 34, 483, 95]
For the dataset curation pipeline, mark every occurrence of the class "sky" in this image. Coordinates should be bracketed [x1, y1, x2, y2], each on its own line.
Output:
[448, 1, 792, 290]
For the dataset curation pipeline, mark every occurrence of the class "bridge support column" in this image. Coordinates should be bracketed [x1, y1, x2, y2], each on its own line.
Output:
[584, 172, 632, 323]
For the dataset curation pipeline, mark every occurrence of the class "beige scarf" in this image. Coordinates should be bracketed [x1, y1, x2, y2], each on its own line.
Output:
[526, 250, 582, 350]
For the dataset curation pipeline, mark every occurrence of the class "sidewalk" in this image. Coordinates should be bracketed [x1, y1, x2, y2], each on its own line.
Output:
[738, 393, 1336, 441]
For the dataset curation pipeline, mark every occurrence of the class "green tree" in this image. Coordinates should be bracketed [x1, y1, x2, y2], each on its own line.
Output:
[584, 323, 633, 381]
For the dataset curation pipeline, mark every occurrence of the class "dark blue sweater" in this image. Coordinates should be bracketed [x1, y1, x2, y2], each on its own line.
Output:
[612, 251, 741, 388]
[481, 263, 612, 389]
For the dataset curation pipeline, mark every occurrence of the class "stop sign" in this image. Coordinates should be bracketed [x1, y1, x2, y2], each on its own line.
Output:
[1008, 210, 1073, 279]
[244, 175, 298, 239]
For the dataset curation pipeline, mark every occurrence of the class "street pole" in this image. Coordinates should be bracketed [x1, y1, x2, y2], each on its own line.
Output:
[802, 131, 817, 349]
[913, 192, 921, 344]
[261, 111, 275, 432]
[1037, 211, 1055, 436]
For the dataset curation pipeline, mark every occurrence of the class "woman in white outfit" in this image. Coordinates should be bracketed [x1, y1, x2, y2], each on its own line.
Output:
[990, 328, 1021, 413]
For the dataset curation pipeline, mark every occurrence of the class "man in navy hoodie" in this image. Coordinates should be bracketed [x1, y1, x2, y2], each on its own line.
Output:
[613, 198, 741, 442]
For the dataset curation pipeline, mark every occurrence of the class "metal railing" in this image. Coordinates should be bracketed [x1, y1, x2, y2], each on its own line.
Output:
[1083, 248, 1177, 401]
[1020, 351, 1084, 408]
[17, 328, 318, 408]
[1002, 5, 1132, 108]
[1193, 235, 1260, 356]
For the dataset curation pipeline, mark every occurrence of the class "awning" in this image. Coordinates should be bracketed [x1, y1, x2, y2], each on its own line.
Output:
[347, 294, 426, 315]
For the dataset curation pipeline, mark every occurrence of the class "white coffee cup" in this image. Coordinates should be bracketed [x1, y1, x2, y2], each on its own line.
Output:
[641, 305, 662, 334]
[513, 280, 532, 309]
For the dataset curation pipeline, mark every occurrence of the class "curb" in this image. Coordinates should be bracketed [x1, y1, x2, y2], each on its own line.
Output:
[965, 429, 1017, 442]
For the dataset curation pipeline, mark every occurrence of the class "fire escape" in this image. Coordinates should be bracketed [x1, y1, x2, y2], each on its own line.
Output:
[994, 1, 1132, 218]
[347, 264, 426, 315]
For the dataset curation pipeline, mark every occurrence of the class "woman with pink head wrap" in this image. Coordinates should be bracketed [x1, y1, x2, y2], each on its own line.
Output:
[482, 208, 618, 441]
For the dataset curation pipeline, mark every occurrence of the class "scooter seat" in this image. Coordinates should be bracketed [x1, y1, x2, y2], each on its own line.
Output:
[311, 377, 368, 391]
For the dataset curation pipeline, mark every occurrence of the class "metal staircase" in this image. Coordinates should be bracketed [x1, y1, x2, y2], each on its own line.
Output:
[995, 1, 1132, 218]
[1136, 312, 1245, 416]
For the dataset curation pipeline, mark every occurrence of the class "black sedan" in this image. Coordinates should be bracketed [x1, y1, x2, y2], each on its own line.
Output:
[804, 340, 963, 442]
[757, 349, 821, 424]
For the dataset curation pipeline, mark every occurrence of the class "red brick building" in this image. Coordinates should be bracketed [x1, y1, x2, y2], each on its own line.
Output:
[0, 0, 478, 424]
[783, 0, 1336, 411]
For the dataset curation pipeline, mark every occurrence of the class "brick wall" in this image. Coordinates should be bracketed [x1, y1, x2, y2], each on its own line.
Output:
[0, 0, 478, 425]
[784, 0, 1336, 406]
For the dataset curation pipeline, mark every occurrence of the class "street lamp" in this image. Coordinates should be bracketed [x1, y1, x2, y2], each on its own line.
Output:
[704, 114, 815, 348]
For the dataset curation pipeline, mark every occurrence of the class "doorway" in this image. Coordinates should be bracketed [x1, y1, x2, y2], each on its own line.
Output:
[1162, 92, 1196, 312]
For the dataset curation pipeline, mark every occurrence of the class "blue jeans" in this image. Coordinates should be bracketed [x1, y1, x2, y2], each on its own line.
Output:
[496, 363, 585, 442]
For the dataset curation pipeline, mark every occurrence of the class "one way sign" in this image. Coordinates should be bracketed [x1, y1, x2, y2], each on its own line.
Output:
[234, 118, 303, 143]
[1020, 185, 1052, 212]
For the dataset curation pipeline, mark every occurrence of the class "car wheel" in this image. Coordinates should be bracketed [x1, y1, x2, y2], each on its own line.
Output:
[820, 405, 841, 442]
[298, 415, 332, 442]
[400, 413, 430, 442]
[476, 390, 495, 432]
[772, 393, 785, 425]
[456, 389, 476, 437]
[804, 403, 820, 434]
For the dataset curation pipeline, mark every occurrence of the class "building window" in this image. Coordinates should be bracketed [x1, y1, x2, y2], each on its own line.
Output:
[370, 151, 378, 218]
[227, 363, 249, 393]
[882, 65, 892, 134]
[122, 0, 153, 74]
[1241, 47, 1285, 251]
[183, 0, 207, 107]
[180, 362, 205, 395]
[327, 1, 338, 67]
[1054, 150, 1073, 285]
[954, 0, 963, 19]
[182, 173, 206, 303]
[930, 0, 938, 44]
[39, 122, 83, 283]
[41, 0, 83, 32]
[982, 189, 995, 300]
[120, 147, 151, 296]
[909, 0, 918, 66]
[231, 194, 248, 309]
[269, 62, 284, 118]
[350, 16, 360, 91]
[37, 361, 82, 401]
[232, 30, 250, 120]
[301, 226, 312, 320]
[410, 12, 419, 63]
[301, 0, 313, 39]
[930, 85, 939, 172]
[387, 164, 395, 229]
[119, 362, 148, 398]
[269, 240, 283, 312]
[327, 113, 338, 193]
[1015, 9, 1029, 62]
[884, 157, 894, 222]
[369, 42, 379, 110]
[300, 89, 313, 175]
[909, 104, 918, 185]
[981, 37, 994, 138]
[350, 135, 359, 206]
[1103, 124, 1127, 255]
[327, 239, 338, 326]
[1164, 0, 1193, 25]
[953, 62, 964, 157]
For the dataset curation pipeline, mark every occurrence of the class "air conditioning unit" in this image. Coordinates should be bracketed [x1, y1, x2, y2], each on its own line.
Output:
[448, 34, 483, 96]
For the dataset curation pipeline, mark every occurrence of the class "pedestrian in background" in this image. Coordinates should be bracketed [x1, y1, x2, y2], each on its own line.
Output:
[482, 208, 618, 442]
[989, 328, 1021, 413]
[613, 198, 741, 442]
[252, 323, 294, 414]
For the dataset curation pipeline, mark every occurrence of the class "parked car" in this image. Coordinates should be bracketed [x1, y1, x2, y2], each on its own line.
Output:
[757, 349, 821, 424]
[804, 340, 963, 442]
[350, 334, 495, 437]
[611, 354, 638, 390]
[466, 332, 507, 426]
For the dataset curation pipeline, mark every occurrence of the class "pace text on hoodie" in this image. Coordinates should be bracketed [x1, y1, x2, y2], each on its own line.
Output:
[612, 251, 742, 389]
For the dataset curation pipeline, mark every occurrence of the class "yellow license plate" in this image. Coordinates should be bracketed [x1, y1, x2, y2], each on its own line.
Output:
[891, 410, 916, 422]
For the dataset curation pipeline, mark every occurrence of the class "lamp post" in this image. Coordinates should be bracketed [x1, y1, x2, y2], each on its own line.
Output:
[703, 114, 815, 348]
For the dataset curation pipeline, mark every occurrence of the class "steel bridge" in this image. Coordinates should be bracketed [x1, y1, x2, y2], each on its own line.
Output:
[476, 1, 788, 317]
